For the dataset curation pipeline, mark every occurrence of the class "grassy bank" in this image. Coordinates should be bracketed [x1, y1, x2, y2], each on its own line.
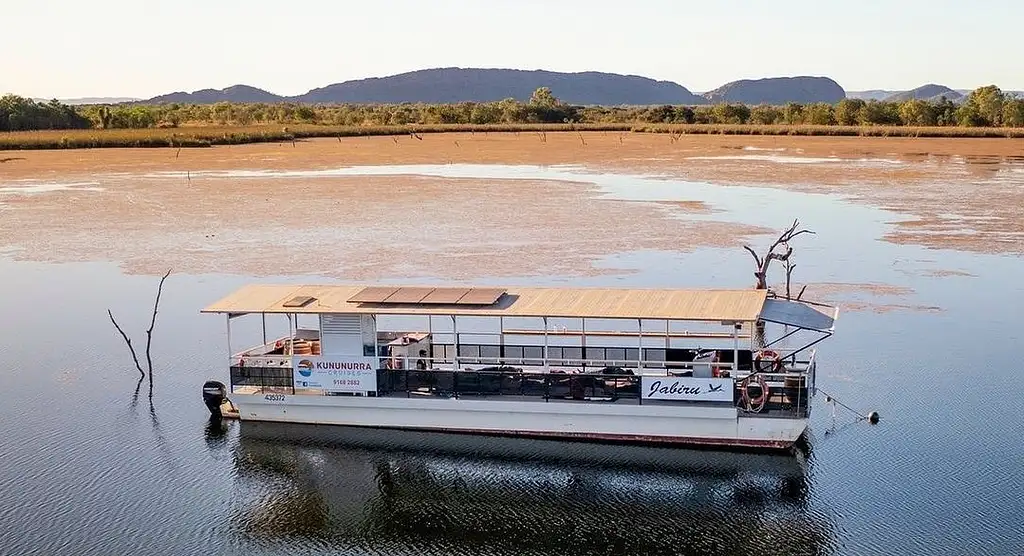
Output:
[634, 124, 1024, 138]
[0, 123, 631, 150]
[2, 123, 1023, 150]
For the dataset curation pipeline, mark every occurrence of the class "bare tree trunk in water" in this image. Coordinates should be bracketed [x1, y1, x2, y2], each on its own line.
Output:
[742, 220, 815, 351]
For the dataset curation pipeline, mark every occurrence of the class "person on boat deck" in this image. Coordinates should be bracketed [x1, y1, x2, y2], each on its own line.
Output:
[415, 349, 428, 370]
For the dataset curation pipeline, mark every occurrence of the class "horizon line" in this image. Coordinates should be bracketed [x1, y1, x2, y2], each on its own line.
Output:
[11, 66, 1023, 102]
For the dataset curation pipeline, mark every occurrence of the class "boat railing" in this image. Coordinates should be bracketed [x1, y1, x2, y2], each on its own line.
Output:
[230, 351, 818, 376]
[791, 348, 816, 373]
[227, 358, 813, 418]
[233, 341, 285, 361]
[236, 354, 292, 368]
[231, 332, 816, 374]
[442, 357, 739, 372]
[373, 367, 810, 417]
[377, 368, 645, 402]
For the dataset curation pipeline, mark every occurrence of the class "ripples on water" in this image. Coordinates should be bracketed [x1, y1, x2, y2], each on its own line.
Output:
[226, 424, 833, 556]
[1, 163, 1023, 555]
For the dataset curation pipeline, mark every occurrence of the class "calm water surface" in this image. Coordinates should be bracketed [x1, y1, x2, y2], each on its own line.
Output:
[1, 164, 1022, 556]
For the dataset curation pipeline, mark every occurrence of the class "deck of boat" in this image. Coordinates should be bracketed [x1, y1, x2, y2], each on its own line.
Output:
[228, 384, 809, 419]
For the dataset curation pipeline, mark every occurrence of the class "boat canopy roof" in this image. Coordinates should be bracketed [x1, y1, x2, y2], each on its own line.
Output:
[202, 284, 837, 329]
[759, 298, 836, 332]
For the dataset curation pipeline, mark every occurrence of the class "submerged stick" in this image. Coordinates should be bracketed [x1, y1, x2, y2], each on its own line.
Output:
[146, 269, 172, 400]
[108, 309, 145, 377]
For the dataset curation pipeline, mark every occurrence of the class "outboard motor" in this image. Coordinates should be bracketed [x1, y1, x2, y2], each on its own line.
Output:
[202, 380, 227, 418]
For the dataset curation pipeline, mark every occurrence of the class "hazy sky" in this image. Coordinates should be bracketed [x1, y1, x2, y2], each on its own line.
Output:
[4, 0, 1022, 99]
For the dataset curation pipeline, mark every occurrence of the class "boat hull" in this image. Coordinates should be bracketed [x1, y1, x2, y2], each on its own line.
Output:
[231, 393, 807, 451]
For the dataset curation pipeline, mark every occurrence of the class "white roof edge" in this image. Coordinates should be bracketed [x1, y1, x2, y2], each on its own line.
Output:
[758, 298, 836, 333]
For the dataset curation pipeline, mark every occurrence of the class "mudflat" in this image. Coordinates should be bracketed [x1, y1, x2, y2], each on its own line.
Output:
[1, 132, 1021, 286]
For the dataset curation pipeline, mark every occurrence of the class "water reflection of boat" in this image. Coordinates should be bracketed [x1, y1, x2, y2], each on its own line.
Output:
[230, 423, 836, 556]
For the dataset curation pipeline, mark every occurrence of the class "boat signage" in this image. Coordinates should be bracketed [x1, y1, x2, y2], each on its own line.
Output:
[641, 376, 734, 402]
[293, 356, 378, 392]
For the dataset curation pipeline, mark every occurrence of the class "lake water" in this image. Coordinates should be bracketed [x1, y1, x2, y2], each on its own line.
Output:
[1, 163, 1022, 556]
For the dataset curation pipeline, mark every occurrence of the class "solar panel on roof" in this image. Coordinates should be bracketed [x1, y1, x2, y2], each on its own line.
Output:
[347, 286, 505, 306]
[419, 288, 471, 304]
[457, 288, 506, 305]
[348, 287, 399, 303]
[384, 287, 437, 303]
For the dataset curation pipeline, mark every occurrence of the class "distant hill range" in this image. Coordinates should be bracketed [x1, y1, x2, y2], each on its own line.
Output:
[849, 85, 1023, 103]
[143, 68, 705, 106]
[297, 68, 706, 105]
[126, 69, 1022, 106]
[146, 84, 284, 105]
[33, 96, 141, 105]
[702, 76, 845, 105]
[880, 84, 964, 103]
[136, 69, 846, 106]
[844, 90, 893, 101]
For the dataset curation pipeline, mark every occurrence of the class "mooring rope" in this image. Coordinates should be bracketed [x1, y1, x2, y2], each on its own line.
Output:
[814, 387, 879, 436]
[815, 388, 871, 420]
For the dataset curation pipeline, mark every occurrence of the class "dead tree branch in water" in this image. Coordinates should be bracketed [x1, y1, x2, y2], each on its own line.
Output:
[108, 309, 145, 377]
[743, 220, 814, 348]
[146, 269, 172, 400]
[107, 270, 172, 398]
[742, 219, 815, 292]
[784, 258, 795, 300]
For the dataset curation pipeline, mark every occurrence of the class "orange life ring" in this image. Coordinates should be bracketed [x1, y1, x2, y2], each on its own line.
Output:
[741, 374, 769, 412]
[754, 349, 783, 373]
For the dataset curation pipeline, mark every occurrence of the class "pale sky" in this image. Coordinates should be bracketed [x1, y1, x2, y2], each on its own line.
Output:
[4, 0, 1022, 99]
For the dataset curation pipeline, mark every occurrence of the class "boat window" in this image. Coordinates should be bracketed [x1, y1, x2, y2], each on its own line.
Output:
[458, 345, 480, 358]
[431, 345, 453, 363]
[585, 347, 603, 360]
[562, 347, 582, 363]
[606, 348, 625, 361]
[625, 348, 640, 361]
[546, 347, 563, 361]
[503, 346, 524, 359]
[644, 349, 666, 361]
[524, 346, 544, 364]
[480, 345, 501, 361]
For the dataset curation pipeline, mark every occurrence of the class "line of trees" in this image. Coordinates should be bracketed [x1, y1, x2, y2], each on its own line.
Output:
[3, 85, 1023, 131]
[0, 95, 92, 131]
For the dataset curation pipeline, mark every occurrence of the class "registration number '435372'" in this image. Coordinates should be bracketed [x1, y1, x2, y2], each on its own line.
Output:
[263, 394, 286, 402]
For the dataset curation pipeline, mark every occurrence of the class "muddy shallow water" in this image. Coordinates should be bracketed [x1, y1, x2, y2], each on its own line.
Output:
[1, 140, 1023, 555]
[3, 132, 1023, 256]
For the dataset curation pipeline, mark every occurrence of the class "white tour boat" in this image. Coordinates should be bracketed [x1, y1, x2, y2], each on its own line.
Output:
[201, 284, 838, 450]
